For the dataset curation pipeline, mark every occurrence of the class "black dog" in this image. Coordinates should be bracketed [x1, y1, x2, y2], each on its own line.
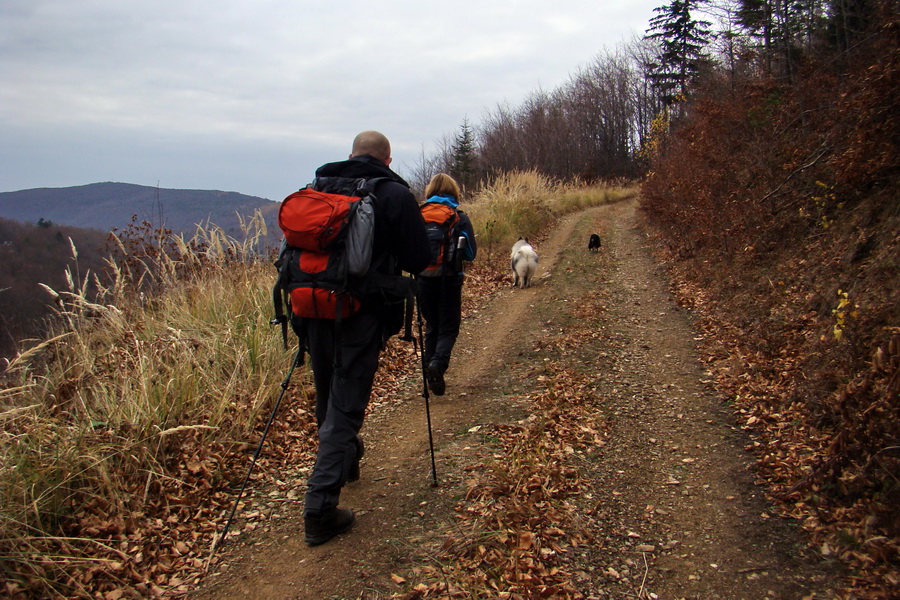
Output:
[588, 233, 601, 252]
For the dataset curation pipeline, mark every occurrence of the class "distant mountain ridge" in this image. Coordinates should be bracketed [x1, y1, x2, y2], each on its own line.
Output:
[0, 182, 279, 238]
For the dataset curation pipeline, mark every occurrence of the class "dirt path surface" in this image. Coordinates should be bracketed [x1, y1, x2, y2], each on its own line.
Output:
[193, 199, 840, 599]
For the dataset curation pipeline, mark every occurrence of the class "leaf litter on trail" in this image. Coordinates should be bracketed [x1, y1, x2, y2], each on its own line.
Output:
[391, 296, 614, 599]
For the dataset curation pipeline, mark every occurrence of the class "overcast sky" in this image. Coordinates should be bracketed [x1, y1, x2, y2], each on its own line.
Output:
[1, 0, 660, 201]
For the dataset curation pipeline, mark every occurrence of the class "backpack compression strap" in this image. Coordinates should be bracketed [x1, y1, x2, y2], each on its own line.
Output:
[271, 241, 291, 349]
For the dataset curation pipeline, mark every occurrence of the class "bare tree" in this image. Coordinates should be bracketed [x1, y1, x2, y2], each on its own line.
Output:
[566, 48, 641, 178]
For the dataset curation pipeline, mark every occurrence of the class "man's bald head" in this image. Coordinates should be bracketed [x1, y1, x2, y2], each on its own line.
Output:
[350, 130, 392, 164]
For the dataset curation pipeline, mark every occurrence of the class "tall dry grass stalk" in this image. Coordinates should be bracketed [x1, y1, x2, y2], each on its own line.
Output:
[0, 211, 300, 589]
[463, 170, 638, 259]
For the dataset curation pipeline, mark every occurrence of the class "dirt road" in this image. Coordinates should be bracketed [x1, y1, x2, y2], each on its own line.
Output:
[194, 198, 840, 599]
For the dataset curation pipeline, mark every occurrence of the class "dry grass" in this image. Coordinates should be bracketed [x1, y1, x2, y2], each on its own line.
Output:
[0, 212, 298, 595]
[463, 170, 638, 259]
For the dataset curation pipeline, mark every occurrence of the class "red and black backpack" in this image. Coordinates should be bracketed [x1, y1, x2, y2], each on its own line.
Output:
[419, 201, 461, 277]
[271, 177, 383, 342]
[272, 176, 417, 355]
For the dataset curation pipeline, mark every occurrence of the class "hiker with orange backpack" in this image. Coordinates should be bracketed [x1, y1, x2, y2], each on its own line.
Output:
[285, 131, 431, 545]
[417, 173, 477, 396]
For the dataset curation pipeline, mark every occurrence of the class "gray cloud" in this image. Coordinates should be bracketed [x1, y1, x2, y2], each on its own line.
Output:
[1, 0, 658, 200]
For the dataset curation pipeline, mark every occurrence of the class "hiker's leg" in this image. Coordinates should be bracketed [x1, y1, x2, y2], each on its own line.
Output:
[305, 313, 381, 517]
[306, 320, 336, 428]
[431, 278, 463, 371]
[417, 278, 441, 365]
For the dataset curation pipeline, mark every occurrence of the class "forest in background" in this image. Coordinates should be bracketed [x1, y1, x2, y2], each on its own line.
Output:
[0, 184, 280, 359]
[411, 0, 894, 193]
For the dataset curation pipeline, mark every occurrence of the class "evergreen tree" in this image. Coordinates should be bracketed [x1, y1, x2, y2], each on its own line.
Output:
[737, 0, 830, 80]
[827, 0, 875, 52]
[450, 117, 478, 193]
[645, 0, 713, 104]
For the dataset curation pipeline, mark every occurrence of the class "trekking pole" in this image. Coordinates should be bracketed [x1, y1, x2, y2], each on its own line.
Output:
[216, 344, 305, 548]
[413, 293, 439, 487]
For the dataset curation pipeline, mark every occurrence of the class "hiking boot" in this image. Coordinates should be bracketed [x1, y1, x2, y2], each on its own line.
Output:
[426, 362, 446, 396]
[304, 507, 355, 546]
[348, 435, 365, 483]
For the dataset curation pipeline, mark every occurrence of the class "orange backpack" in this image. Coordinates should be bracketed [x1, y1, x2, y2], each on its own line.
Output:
[274, 177, 384, 325]
[419, 201, 461, 277]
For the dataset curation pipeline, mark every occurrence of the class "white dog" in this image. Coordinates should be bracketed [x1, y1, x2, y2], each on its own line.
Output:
[510, 238, 539, 289]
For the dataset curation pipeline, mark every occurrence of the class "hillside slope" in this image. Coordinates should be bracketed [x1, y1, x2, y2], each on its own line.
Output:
[640, 12, 899, 596]
[0, 217, 109, 357]
[0, 182, 279, 238]
[0, 183, 282, 356]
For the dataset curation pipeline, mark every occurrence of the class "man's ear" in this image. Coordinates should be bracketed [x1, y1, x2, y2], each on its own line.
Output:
[384, 157, 392, 166]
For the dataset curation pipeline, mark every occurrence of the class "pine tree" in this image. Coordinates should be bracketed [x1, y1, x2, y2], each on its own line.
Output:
[450, 118, 478, 194]
[645, 0, 713, 104]
[737, 0, 831, 80]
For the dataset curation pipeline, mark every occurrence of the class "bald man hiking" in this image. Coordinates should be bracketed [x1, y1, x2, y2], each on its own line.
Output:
[293, 131, 431, 545]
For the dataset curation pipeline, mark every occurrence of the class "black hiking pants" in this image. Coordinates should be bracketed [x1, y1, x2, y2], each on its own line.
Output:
[303, 312, 382, 517]
[417, 274, 463, 373]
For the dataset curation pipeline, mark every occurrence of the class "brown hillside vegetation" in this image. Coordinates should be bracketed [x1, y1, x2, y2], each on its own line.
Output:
[640, 10, 899, 598]
[0, 218, 109, 358]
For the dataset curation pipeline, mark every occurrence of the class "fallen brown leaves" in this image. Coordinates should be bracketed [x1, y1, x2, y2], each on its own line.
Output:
[664, 260, 900, 599]
[392, 286, 611, 600]
[2, 375, 323, 600]
[640, 20, 900, 594]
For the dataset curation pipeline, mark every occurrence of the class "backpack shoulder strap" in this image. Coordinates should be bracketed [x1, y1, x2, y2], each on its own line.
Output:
[359, 176, 390, 196]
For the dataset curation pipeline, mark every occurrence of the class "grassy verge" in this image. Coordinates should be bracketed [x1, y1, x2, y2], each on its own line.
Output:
[0, 215, 303, 598]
